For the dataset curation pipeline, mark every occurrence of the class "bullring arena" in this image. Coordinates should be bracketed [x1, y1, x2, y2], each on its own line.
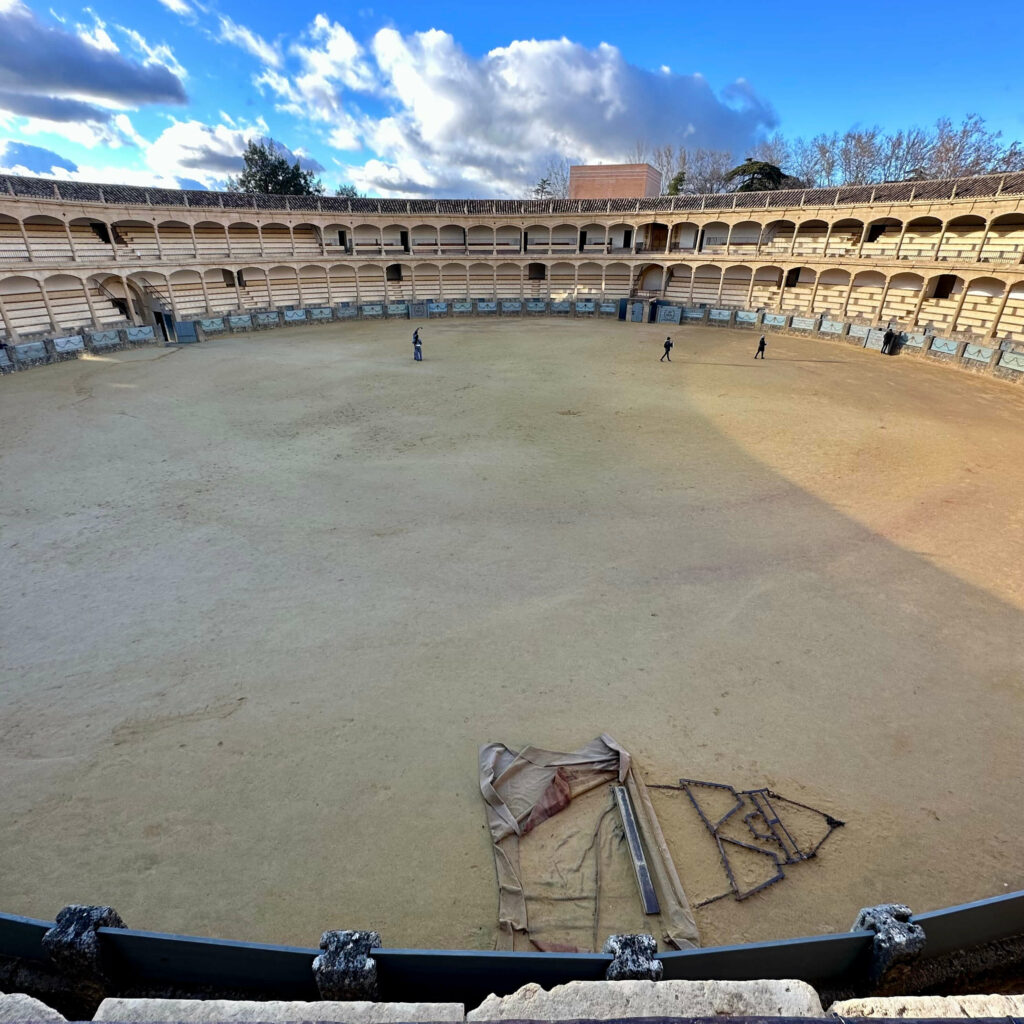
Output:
[1, 172, 1023, 958]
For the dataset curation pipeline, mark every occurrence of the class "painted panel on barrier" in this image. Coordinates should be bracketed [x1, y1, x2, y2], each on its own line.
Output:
[791, 316, 817, 331]
[599, 302, 618, 314]
[409, 301, 427, 318]
[362, 304, 384, 316]
[963, 343, 994, 362]
[819, 319, 845, 334]
[477, 301, 497, 313]
[310, 307, 333, 320]
[683, 307, 705, 320]
[735, 310, 758, 325]
[229, 315, 252, 328]
[89, 329, 121, 347]
[526, 299, 547, 312]
[453, 301, 473, 313]
[0, 348, 12, 369]
[284, 309, 307, 322]
[126, 326, 155, 341]
[901, 332, 926, 347]
[550, 300, 570, 312]
[387, 303, 409, 317]
[574, 299, 595, 313]
[709, 308, 732, 321]
[847, 324, 870, 338]
[336, 307, 357, 318]
[865, 328, 886, 350]
[52, 335, 84, 353]
[762, 313, 787, 327]
[629, 301, 644, 322]
[14, 341, 47, 362]
[501, 300, 522, 312]
[999, 349, 1024, 371]
[930, 337, 958, 354]
[427, 302, 448, 315]
[256, 311, 280, 326]
[656, 305, 682, 324]
[199, 318, 225, 332]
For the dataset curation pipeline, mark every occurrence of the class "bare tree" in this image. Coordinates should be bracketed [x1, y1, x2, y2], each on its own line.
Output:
[683, 147, 733, 193]
[545, 157, 571, 199]
[929, 114, 1011, 178]
[626, 139, 651, 165]
[751, 132, 790, 171]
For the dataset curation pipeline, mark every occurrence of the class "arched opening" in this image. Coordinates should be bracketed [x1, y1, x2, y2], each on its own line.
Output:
[414, 263, 440, 300]
[441, 262, 468, 300]
[720, 265, 752, 306]
[779, 267, 816, 312]
[995, 280, 1024, 341]
[847, 270, 887, 319]
[697, 222, 729, 254]
[439, 224, 467, 254]
[385, 262, 414, 301]
[298, 264, 329, 306]
[260, 222, 293, 258]
[523, 224, 550, 255]
[168, 268, 206, 315]
[955, 276, 1005, 333]
[382, 224, 409, 255]
[322, 223, 351, 253]
[750, 266, 783, 307]
[760, 220, 796, 257]
[938, 215, 986, 262]
[638, 264, 663, 295]
[467, 226, 494, 256]
[411, 224, 439, 254]
[550, 224, 577, 254]
[353, 225, 382, 256]
[68, 217, 115, 259]
[880, 272, 924, 322]
[293, 223, 323, 258]
[43, 273, 92, 328]
[981, 214, 1024, 263]
[226, 222, 262, 259]
[900, 217, 942, 261]
[238, 266, 271, 308]
[357, 264, 386, 302]
[792, 220, 829, 257]
[636, 221, 669, 253]
[0, 215, 30, 262]
[669, 222, 698, 252]
[112, 219, 159, 260]
[22, 215, 72, 261]
[607, 223, 634, 252]
[193, 220, 230, 259]
[328, 264, 358, 303]
[812, 268, 851, 314]
[603, 261, 631, 297]
[825, 219, 864, 258]
[917, 273, 965, 331]
[468, 261, 495, 297]
[578, 223, 605, 254]
[691, 264, 722, 305]
[495, 261, 522, 298]
[577, 261, 603, 295]
[204, 267, 241, 312]
[726, 221, 762, 256]
[157, 220, 196, 260]
[0, 275, 50, 335]
[663, 264, 692, 302]
[496, 225, 522, 254]
[549, 261, 575, 297]
[861, 217, 902, 259]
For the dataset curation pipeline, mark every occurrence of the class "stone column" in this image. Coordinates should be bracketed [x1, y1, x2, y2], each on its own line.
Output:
[808, 274, 821, 313]
[975, 222, 994, 263]
[288, 226, 297, 258]
[893, 222, 910, 261]
[233, 272, 243, 310]
[948, 281, 971, 333]
[164, 276, 181, 321]
[932, 224, 949, 262]
[984, 285, 1012, 340]
[324, 269, 334, 307]
[153, 222, 165, 261]
[37, 278, 59, 331]
[295, 271, 305, 307]
[715, 272, 725, 305]
[198, 273, 212, 315]
[909, 280, 930, 327]
[63, 220, 78, 262]
[258, 226, 267, 258]
[18, 219, 34, 262]
[873, 278, 893, 322]
[822, 222, 835, 258]
[855, 222, 870, 259]
[745, 272, 756, 308]
[121, 275, 140, 325]
[840, 277, 856, 317]
[188, 224, 199, 259]
[81, 278, 101, 327]
[0, 292, 20, 339]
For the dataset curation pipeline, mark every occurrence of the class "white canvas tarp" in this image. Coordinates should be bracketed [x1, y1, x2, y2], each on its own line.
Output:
[479, 734, 700, 952]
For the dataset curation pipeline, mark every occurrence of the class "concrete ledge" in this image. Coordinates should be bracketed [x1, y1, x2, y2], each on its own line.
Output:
[95, 999, 464, 1023]
[829, 994, 1024, 1017]
[0, 992, 66, 1022]
[466, 980, 824, 1021]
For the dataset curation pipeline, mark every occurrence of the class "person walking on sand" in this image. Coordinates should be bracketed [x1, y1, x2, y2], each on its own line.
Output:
[660, 336, 673, 362]
[754, 335, 766, 359]
[412, 328, 422, 362]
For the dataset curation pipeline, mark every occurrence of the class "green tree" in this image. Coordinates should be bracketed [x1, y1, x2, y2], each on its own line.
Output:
[532, 177, 553, 199]
[336, 184, 360, 198]
[666, 169, 686, 195]
[226, 139, 324, 196]
[724, 158, 786, 192]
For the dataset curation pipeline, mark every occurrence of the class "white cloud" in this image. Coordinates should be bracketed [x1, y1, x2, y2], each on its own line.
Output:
[143, 115, 268, 184]
[76, 8, 117, 52]
[115, 23, 187, 80]
[156, 0, 192, 15]
[217, 15, 280, 68]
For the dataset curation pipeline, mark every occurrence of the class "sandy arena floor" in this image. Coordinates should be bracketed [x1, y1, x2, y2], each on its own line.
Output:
[1, 317, 1022, 952]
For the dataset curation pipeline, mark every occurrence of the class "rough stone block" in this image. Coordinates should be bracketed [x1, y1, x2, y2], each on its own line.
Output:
[0, 992, 66, 1022]
[829, 994, 1024, 1017]
[94, 998, 463, 1023]
[466, 978, 824, 1020]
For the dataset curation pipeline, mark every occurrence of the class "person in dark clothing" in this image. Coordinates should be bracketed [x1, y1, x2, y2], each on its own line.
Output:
[660, 336, 673, 362]
[881, 327, 894, 354]
[755, 335, 766, 359]
[412, 328, 422, 361]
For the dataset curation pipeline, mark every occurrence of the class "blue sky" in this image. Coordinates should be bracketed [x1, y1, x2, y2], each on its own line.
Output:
[0, 0, 1021, 196]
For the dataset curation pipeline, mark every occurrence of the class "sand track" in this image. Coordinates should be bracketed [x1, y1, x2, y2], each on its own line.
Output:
[1, 319, 1022, 950]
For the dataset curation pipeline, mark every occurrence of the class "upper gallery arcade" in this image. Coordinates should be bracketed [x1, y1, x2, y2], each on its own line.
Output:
[2, 170, 1024, 342]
